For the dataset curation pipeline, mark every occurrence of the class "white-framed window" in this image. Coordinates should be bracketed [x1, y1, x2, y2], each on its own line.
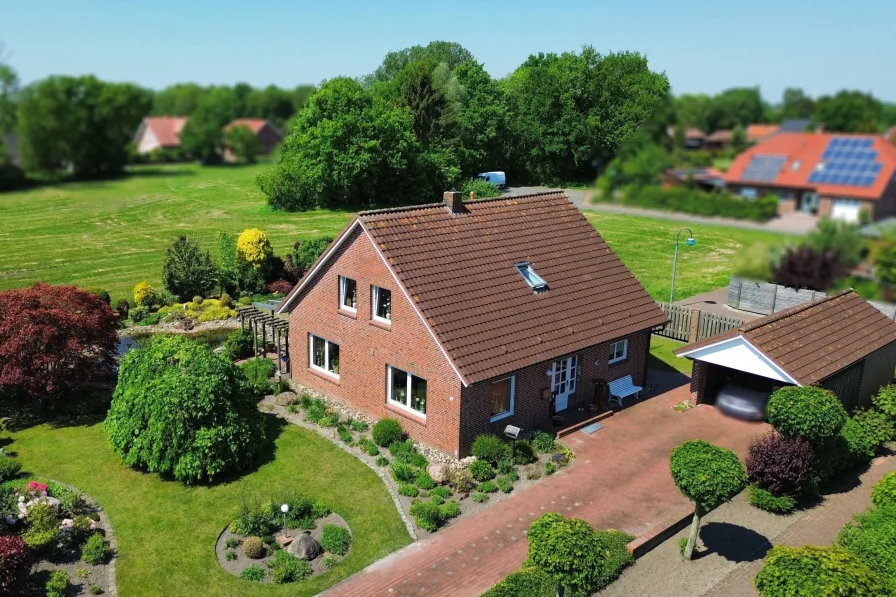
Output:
[387, 365, 426, 415]
[608, 338, 628, 364]
[309, 334, 339, 377]
[372, 286, 392, 323]
[338, 276, 357, 312]
[490, 376, 515, 422]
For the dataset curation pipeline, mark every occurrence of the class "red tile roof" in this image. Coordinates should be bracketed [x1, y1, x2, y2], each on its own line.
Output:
[676, 290, 896, 385]
[746, 124, 779, 142]
[280, 192, 668, 385]
[143, 116, 187, 147]
[706, 130, 732, 142]
[724, 132, 896, 200]
[684, 128, 706, 140]
[225, 118, 273, 134]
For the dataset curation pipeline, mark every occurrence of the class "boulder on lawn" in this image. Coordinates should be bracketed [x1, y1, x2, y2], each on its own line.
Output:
[274, 391, 297, 406]
[288, 531, 321, 561]
[428, 462, 450, 484]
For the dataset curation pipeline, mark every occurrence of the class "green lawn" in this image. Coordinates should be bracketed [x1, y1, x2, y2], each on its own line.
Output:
[0, 163, 353, 301]
[585, 212, 794, 301]
[648, 335, 692, 374]
[7, 416, 410, 597]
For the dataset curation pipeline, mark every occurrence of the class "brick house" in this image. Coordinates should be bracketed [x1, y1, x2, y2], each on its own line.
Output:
[724, 132, 896, 223]
[276, 191, 668, 457]
[133, 116, 188, 154]
[224, 119, 283, 157]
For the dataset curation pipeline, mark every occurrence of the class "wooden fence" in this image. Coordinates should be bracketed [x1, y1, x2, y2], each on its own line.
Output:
[656, 303, 745, 343]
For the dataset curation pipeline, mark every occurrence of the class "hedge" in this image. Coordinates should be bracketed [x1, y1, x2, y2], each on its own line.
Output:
[612, 185, 779, 222]
[755, 545, 883, 596]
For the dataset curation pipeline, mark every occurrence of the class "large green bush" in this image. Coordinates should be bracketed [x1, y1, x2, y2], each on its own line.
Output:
[481, 567, 557, 597]
[472, 434, 508, 464]
[872, 472, 896, 509]
[755, 545, 883, 597]
[612, 185, 779, 222]
[105, 335, 268, 483]
[767, 386, 847, 444]
[852, 409, 896, 446]
[839, 417, 879, 466]
[239, 358, 276, 397]
[371, 418, 403, 447]
[224, 329, 255, 360]
[835, 506, 896, 596]
[873, 385, 896, 421]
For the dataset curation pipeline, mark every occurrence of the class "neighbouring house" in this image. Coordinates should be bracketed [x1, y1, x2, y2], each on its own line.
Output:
[663, 167, 726, 191]
[133, 116, 188, 155]
[224, 118, 284, 158]
[275, 191, 668, 457]
[724, 132, 896, 222]
[704, 129, 732, 151]
[778, 118, 816, 133]
[747, 124, 780, 145]
[886, 126, 896, 145]
[676, 290, 896, 412]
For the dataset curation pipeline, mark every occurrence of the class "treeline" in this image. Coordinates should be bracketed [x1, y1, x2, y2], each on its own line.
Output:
[259, 42, 670, 210]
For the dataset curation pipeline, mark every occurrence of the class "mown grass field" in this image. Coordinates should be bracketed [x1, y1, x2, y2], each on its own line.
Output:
[0, 162, 791, 302]
[8, 416, 410, 597]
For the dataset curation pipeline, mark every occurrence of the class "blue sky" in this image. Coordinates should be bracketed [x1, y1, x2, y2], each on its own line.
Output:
[3, 0, 895, 101]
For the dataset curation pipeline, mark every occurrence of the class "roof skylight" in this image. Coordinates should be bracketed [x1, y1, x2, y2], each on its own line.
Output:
[515, 262, 548, 291]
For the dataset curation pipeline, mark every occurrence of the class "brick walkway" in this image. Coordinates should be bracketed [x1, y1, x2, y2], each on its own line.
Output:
[702, 452, 896, 597]
[322, 385, 766, 597]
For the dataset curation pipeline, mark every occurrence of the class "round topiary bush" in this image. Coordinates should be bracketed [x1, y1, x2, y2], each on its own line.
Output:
[133, 281, 156, 307]
[372, 418, 404, 447]
[767, 386, 847, 444]
[105, 335, 268, 484]
[873, 384, 896, 421]
[0, 534, 30, 594]
[755, 545, 883, 597]
[835, 505, 896, 596]
[748, 485, 798, 514]
[746, 432, 814, 496]
[482, 567, 557, 597]
[243, 536, 265, 559]
[872, 472, 896, 509]
[472, 434, 508, 464]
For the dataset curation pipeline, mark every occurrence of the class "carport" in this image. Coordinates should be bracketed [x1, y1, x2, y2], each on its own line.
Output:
[676, 290, 896, 412]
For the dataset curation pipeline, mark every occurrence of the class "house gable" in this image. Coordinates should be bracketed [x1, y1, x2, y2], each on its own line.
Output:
[678, 336, 799, 384]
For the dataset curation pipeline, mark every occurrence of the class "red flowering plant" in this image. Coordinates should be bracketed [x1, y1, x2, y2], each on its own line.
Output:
[0, 535, 30, 593]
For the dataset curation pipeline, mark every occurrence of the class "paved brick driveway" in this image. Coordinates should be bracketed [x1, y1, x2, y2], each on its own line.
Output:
[323, 384, 767, 597]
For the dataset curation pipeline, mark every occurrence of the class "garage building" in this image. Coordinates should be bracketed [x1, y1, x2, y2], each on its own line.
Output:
[676, 290, 896, 412]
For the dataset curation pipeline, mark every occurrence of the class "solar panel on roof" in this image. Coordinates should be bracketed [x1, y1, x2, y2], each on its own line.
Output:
[810, 137, 881, 188]
[742, 155, 787, 182]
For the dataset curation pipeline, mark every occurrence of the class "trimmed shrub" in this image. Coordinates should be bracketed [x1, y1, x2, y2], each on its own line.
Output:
[852, 408, 895, 446]
[840, 416, 879, 466]
[615, 185, 779, 222]
[45, 570, 70, 597]
[873, 385, 896, 421]
[398, 483, 419, 497]
[240, 564, 265, 581]
[472, 434, 508, 464]
[593, 529, 636, 590]
[0, 535, 30, 593]
[746, 432, 814, 496]
[105, 335, 267, 483]
[133, 281, 156, 307]
[243, 536, 265, 559]
[748, 485, 798, 514]
[872, 472, 896, 509]
[409, 501, 442, 532]
[469, 460, 496, 482]
[440, 501, 461, 519]
[755, 545, 883, 597]
[531, 431, 555, 453]
[81, 533, 110, 565]
[835, 505, 896, 596]
[767, 386, 847, 444]
[513, 440, 536, 465]
[224, 329, 254, 360]
[236, 228, 273, 268]
[414, 472, 435, 490]
[372, 418, 404, 447]
[321, 524, 352, 555]
[0, 454, 21, 483]
[478, 481, 498, 493]
[482, 567, 557, 597]
[390, 461, 415, 483]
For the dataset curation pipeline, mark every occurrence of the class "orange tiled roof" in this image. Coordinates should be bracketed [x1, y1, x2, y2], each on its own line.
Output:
[723, 132, 896, 200]
[225, 118, 272, 133]
[143, 116, 187, 147]
[747, 124, 779, 142]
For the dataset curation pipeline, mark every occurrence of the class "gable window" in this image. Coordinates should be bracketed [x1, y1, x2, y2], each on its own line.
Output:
[387, 366, 426, 415]
[372, 286, 392, 323]
[309, 334, 339, 377]
[515, 262, 548, 291]
[338, 276, 357, 312]
[490, 376, 515, 422]
[608, 339, 628, 364]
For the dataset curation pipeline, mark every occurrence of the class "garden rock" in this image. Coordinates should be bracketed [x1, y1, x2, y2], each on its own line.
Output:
[273, 391, 296, 406]
[288, 531, 321, 560]
[428, 462, 450, 484]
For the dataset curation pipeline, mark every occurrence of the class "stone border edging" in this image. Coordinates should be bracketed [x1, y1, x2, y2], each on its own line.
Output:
[261, 399, 418, 540]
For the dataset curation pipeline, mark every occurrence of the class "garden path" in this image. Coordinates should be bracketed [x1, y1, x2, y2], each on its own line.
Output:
[320, 383, 765, 597]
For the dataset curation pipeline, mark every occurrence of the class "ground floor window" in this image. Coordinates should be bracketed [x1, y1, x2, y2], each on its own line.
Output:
[388, 365, 426, 415]
[309, 334, 339, 377]
[608, 338, 628, 364]
[490, 376, 515, 421]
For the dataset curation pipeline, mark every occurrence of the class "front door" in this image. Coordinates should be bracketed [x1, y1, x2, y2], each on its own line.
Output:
[551, 355, 578, 412]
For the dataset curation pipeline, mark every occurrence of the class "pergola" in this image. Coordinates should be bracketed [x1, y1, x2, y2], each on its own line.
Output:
[237, 301, 291, 377]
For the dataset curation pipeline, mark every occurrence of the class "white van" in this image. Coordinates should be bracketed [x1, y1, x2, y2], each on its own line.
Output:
[477, 171, 507, 189]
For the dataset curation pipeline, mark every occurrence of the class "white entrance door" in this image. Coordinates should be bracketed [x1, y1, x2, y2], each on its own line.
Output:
[551, 355, 578, 412]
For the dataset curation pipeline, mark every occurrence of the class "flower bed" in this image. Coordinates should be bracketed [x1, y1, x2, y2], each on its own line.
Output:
[265, 389, 574, 537]
[0, 478, 116, 596]
[215, 494, 352, 584]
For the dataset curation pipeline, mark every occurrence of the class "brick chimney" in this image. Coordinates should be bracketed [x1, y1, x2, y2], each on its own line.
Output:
[443, 190, 465, 214]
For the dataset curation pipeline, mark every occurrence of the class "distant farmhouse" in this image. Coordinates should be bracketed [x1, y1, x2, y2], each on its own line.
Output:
[223, 118, 284, 157]
[132, 116, 283, 157]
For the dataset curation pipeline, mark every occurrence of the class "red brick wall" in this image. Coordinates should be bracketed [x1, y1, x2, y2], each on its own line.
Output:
[458, 330, 651, 456]
[287, 225, 465, 455]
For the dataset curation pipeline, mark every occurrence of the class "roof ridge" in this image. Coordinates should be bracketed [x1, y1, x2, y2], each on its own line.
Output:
[357, 191, 569, 217]
[737, 289, 855, 333]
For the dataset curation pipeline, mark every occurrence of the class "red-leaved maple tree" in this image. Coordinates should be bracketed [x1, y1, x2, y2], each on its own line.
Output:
[0, 283, 118, 398]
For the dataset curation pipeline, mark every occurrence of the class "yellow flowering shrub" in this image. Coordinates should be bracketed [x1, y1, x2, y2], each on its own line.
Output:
[153, 298, 235, 322]
[236, 228, 273, 268]
[133, 281, 156, 307]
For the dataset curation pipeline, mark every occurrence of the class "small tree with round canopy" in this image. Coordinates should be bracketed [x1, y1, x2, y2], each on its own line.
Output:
[527, 512, 602, 597]
[670, 440, 747, 560]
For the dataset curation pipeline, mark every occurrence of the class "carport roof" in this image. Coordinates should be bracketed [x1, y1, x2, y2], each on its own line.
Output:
[676, 290, 896, 385]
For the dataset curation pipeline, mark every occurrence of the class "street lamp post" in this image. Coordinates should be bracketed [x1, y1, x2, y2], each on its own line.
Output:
[669, 228, 697, 305]
[281, 503, 289, 537]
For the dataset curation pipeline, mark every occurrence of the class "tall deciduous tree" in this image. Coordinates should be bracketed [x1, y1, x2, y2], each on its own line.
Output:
[781, 87, 816, 119]
[708, 87, 766, 131]
[179, 87, 238, 160]
[151, 83, 206, 116]
[0, 64, 18, 138]
[0, 283, 118, 399]
[162, 235, 218, 301]
[452, 60, 508, 175]
[813, 90, 882, 133]
[365, 41, 475, 86]
[17, 76, 151, 177]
